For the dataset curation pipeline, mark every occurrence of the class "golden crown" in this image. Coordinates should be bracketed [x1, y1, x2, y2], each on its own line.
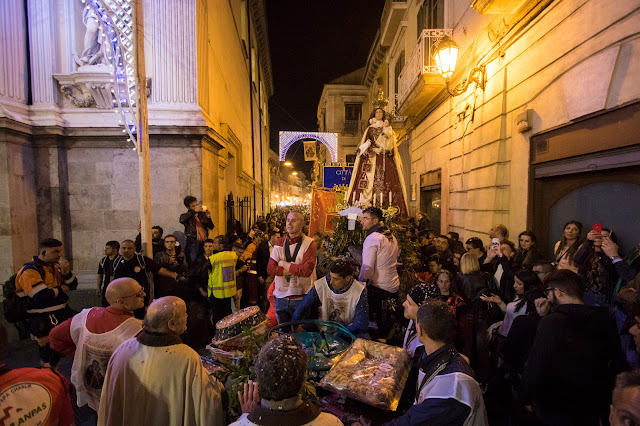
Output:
[372, 88, 388, 110]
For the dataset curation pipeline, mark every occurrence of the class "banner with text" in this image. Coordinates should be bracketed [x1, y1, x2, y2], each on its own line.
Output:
[323, 166, 353, 191]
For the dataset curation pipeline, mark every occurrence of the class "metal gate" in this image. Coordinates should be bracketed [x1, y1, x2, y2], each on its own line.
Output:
[224, 192, 253, 235]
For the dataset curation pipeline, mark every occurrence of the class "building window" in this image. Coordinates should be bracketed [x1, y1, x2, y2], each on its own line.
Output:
[417, 0, 444, 39]
[344, 104, 361, 135]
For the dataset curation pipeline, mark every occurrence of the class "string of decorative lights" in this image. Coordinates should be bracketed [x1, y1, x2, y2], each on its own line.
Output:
[81, 0, 140, 152]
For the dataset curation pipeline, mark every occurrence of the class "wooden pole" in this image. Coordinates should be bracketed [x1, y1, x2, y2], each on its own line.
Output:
[133, 0, 153, 299]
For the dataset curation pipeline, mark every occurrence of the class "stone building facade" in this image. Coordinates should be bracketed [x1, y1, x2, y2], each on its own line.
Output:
[319, 0, 640, 254]
[0, 0, 273, 280]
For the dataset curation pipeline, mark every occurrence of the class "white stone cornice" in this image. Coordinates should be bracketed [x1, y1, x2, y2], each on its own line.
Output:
[29, 104, 65, 127]
[0, 0, 28, 103]
[147, 103, 205, 127]
[56, 108, 121, 128]
[0, 98, 31, 125]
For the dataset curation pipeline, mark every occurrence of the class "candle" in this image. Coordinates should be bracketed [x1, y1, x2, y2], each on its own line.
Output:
[373, 193, 376, 205]
[389, 191, 392, 204]
[380, 192, 383, 206]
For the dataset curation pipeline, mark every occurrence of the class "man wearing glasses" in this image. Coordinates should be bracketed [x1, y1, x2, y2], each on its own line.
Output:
[521, 269, 625, 425]
[49, 278, 144, 412]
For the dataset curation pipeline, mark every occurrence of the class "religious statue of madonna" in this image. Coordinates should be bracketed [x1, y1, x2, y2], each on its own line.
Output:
[346, 90, 409, 219]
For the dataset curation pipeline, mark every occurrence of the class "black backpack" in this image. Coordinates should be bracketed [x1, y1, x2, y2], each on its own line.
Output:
[3, 274, 27, 323]
[3, 263, 46, 323]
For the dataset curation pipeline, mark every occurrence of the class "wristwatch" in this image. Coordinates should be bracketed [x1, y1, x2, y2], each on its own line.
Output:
[610, 255, 622, 263]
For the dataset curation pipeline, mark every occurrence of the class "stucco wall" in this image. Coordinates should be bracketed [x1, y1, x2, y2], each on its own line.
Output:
[408, 0, 640, 238]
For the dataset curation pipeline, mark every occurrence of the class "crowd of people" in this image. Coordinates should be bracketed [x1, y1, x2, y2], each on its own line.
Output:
[4, 199, 640, 425]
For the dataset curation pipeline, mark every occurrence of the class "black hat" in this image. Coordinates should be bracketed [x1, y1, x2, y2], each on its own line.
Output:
[408, 283, 439, 306]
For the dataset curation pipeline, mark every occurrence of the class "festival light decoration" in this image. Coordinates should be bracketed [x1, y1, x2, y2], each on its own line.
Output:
[82, 0, 140, 151]
[278, 131, 338, 163]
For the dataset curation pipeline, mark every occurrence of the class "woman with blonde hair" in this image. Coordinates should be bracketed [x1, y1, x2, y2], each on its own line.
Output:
[457, 253, 495, 383]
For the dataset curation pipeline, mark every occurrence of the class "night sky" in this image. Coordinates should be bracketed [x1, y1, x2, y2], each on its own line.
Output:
[266, 0, 386, 177]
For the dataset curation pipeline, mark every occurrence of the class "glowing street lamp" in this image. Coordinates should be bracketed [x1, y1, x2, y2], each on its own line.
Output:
[434, 36, 459, 81]
[434, 35, 486, 96]
[284, 161, 293, 167]
[291, 171, 298, 176]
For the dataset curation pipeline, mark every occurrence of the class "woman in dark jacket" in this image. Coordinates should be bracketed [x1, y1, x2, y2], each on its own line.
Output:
[416, 211, 431, 231]
[574, 227, 618, 306]
[457, 253, 495, 383]
[514, 230, 542, 271]
[482, 240, 519, 307]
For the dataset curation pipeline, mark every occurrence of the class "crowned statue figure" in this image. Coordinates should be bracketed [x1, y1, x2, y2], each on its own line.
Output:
[346, 89, 409, 219]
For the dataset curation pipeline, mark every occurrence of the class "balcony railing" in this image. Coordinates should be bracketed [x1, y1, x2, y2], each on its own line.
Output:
[397, 29, 452, 105]
[343, 119, 362, 135]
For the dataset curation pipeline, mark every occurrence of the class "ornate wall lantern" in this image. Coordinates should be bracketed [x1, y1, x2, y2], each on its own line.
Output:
[434, 36, 486, 96]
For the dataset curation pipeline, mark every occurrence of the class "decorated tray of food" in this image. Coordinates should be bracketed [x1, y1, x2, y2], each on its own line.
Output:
[270, 320, 356, 377]
[319, 338, 411, 411]
[212, 306, 269, 350]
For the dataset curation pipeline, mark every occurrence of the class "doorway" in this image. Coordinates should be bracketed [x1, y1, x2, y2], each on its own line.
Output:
[532, 166, 640, 258]
[420, 185, 441, 233]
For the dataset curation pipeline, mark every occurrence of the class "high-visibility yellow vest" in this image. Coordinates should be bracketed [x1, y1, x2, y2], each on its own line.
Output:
[208, 251, 238, 298]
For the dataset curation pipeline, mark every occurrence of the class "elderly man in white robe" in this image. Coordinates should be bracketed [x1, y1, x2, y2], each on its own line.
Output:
[98, 296, 225, 426]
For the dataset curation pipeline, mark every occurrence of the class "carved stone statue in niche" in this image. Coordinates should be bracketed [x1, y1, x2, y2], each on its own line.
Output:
[75, 7, 111, 67]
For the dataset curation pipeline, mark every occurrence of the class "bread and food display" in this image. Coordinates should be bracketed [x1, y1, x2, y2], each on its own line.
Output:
[211, 306, 269, 351]
[319, 338, 411, 411]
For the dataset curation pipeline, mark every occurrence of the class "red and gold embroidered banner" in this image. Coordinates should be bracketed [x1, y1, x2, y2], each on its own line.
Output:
[309, 188, 344, 237]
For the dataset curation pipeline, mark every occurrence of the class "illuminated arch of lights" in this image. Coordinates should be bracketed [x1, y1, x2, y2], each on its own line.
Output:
[278, 131, 338, 163]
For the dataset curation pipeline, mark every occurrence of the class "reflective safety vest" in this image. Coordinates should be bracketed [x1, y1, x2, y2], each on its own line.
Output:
[208, 251, 238, 298]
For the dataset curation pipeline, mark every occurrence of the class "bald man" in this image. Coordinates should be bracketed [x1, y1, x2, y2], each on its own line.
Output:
[267, 211, 317, 324]
[49, 278, 144, 411]
[99, 297, 224, 426]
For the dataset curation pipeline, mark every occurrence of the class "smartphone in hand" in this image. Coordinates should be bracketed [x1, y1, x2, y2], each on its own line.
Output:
[491, 238, 500, 250]
[593, 223, 602, 233]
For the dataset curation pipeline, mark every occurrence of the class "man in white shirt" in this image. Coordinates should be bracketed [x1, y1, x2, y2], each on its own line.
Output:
[359, 207, 400, 339]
